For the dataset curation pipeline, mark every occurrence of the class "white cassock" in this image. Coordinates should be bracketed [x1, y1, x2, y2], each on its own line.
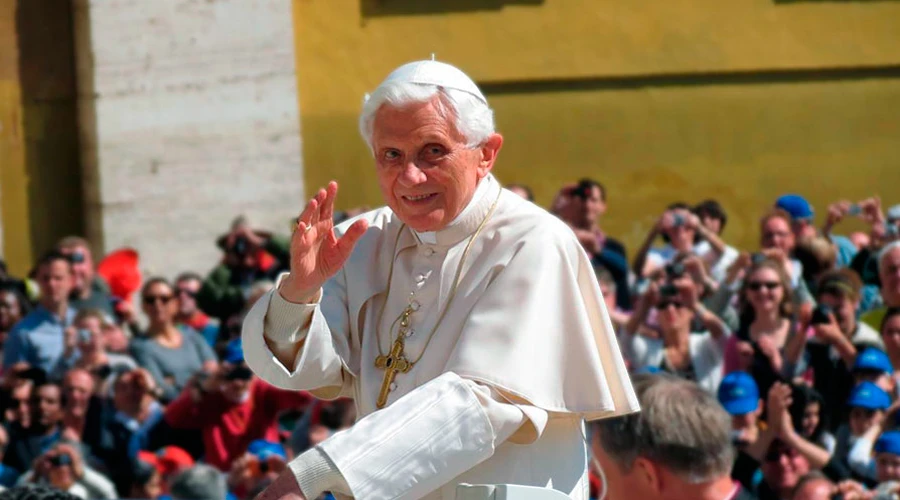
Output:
[242, 174, 639, 499]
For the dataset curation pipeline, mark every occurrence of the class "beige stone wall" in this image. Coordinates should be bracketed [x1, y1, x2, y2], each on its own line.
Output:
[73, 0, 303, 280]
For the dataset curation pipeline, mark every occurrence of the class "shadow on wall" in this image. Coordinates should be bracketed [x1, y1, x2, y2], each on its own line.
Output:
[360, 0, 544, 17]
[15, 0, 85, 258]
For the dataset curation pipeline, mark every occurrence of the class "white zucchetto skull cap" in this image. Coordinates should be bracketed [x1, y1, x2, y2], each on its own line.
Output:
[376, 60, 487, 104]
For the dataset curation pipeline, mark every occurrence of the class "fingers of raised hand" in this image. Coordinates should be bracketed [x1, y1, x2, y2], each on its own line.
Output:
[319, 181, 338, 225]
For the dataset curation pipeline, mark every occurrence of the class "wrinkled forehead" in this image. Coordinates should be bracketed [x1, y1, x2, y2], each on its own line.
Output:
[371, 95, 463, 145]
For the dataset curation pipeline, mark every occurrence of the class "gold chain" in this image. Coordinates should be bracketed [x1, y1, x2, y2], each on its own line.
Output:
[375, 189, 502, 365]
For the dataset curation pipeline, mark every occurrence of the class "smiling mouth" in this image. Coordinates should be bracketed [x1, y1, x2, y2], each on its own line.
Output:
[402, 193, 438, 203]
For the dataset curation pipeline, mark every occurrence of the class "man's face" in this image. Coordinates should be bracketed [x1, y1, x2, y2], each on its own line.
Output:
[732, 407, 760, 432]
[63, 371, 94, 418]
[761, 443, 810, 494]
[220, 363, 253, 403]
[876, 453, 900, 483]
[0, 290, 22, 330]
[880, 247, 900, 306]
[792, 219, 817, 240]
[10, 382, 32, 427]
[664, 210, 696, 251]
[37, 260, 74, 306]
[817, 292, 857, 337]
[701, 215, 722, 235]
[849, 407, 882, 436]
[59, 245, 94, 294]
[371, 97, 501, 232]
[32, 384, 62, 428]
[883, 314, 900, 358]
[580, 186, 606, 226]
[175, 279, 201, 317]
[761, 217, 795, 253]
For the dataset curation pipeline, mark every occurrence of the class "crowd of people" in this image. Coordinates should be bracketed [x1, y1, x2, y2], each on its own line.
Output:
[0, 182, 898, 500]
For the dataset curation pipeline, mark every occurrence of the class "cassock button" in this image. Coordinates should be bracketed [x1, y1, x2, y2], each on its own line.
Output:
[424, 247, 435, 256]
[389, 382, 397, 392]
[410, 300, 421, 311]
[405, 329, 414, 338]
[415, 274, 426, 283]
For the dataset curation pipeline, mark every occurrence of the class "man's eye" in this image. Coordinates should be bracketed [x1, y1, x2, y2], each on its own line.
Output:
[383, 150, 400, 161]
[423, 146, 445, 158]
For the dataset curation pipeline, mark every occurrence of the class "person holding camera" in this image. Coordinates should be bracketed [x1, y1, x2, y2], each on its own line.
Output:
[196, 217, 291, 324]
[130, 278, 218, 403]
[621, 276, 730, 393]
[162, 338, 311, 471]
[806, 270, 885, 429]
[55, 309, 137, 394]
[632, 202, 728, 281]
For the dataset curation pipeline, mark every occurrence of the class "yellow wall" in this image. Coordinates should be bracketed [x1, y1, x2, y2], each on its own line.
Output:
[0, 0, 32, 275]
[292, 0, 900, 252]
[0, 0, 84, 276]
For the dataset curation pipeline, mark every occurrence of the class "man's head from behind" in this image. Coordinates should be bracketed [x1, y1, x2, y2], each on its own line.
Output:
[56, 236, 94, 296]
[592, 374, 734, 500]
[34, 251, 74, 309]
[360, 60, 504, 233]
[168, 464, 226, 500]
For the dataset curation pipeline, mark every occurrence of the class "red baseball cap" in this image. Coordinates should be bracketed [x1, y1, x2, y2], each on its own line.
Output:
[137, 446, 194, 476]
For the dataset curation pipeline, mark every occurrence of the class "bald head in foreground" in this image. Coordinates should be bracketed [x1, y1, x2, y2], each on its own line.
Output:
[592, 374, 749, 500]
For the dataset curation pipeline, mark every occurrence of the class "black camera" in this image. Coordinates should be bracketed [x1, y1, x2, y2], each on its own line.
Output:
[750, 252, 767, 265]
[810, 304, 833, 325]
[665, 262, 686, 278]
[49, 454, 72, 467]
[232, 236, 250, 256]
[659, 283, 679, 298]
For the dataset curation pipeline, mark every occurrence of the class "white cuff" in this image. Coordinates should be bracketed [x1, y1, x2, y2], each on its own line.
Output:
[264, 288, 318, 345]
[289, 446, 349, 499]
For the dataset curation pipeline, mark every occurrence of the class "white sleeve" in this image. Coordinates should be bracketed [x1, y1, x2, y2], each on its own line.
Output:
[242, 274, 350, 396]
[288, 372, 543, 500]
[847, 433, 878, 481]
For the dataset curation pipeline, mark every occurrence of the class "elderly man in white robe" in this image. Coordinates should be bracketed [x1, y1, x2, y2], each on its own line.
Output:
[245, 60, 639, 500]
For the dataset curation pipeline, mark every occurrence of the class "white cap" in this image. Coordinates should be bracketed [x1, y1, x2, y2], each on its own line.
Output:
[377, 60, 487, 104]
[887, 204, 900, 222]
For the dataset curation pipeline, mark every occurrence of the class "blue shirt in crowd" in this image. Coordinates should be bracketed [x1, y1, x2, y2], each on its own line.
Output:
[3, 304, 77, 373]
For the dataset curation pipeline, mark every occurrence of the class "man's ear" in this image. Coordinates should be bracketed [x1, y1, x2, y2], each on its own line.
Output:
[476, 133, 503, 178]
[632, 457, 661, 494]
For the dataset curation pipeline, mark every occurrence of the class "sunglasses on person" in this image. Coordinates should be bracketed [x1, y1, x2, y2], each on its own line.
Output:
[764, 445, 798, 462]
[176, 288, 197, 299]
[747, 281, 781, 292]
[655, 300, 684, 311]
[143, 295, 174, 306]
[49, 453, 73, 467]
[67, 251, 86, 264]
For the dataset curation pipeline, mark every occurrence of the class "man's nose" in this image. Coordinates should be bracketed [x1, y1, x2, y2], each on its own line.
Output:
[398, 161, 427, 187]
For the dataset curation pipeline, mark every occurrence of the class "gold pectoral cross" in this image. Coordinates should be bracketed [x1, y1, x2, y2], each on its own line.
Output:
[374, 338, 413, 409]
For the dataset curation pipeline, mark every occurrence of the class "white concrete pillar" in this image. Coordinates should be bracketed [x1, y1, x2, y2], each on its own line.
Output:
[73, 0, 303, 278]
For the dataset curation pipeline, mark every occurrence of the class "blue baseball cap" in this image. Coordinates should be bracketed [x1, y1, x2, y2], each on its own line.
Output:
[876, 431, 900, 457]
[847, 381, 891, 410]
[717, 372, 760, 416]
[247, 440, 286, 461]
[223, 338, 244, 364]
[854, 347, 894, 375]
[775, 194, 814, 221]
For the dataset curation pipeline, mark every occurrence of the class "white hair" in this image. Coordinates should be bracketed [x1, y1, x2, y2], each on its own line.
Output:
[880, 241, 900, 272]
[358, 82, 495, 154]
